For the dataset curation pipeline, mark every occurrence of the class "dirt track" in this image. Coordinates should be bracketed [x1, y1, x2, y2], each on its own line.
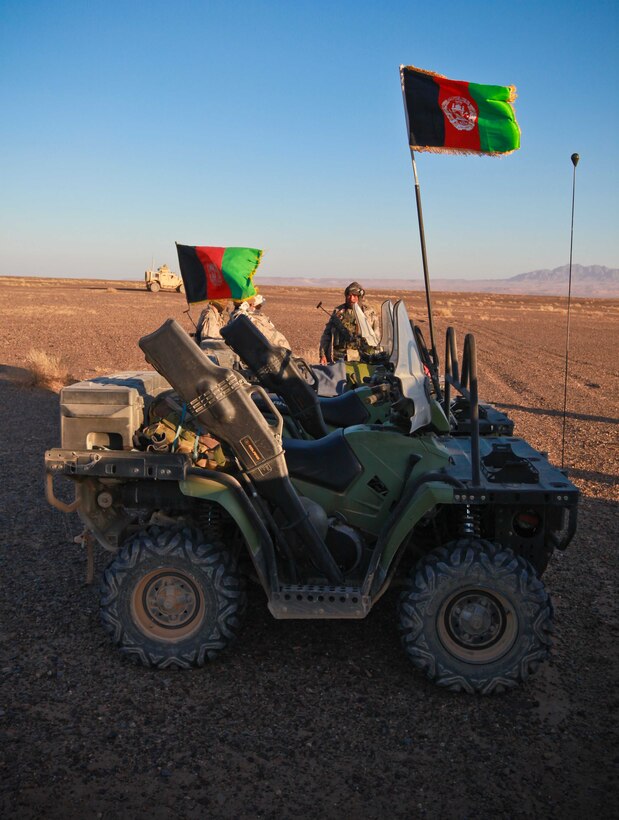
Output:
[0, 278, 617, 818]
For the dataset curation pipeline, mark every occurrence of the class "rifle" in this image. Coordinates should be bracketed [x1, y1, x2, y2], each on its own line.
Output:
[317, 300, 374, 361]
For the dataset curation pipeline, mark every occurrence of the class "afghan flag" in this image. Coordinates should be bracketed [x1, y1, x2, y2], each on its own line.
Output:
[400, 65, 520, 156]
[175, 244, 263, 305]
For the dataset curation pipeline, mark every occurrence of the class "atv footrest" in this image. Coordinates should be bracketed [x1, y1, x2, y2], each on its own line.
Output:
[268, 585, 369, 619]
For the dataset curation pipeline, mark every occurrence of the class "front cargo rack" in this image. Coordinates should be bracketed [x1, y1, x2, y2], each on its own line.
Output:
[45, 449, 191, 481]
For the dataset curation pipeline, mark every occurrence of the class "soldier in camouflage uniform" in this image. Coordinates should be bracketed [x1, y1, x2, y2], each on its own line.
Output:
[319, 282, 380, 364]
[195, 300, 229, 344]
[228, 294, 292, 350]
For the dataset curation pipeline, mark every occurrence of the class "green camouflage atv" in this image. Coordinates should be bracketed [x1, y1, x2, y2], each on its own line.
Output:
[45, 301, 577, 694]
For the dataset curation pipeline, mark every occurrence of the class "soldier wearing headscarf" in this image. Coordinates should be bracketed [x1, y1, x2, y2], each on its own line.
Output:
[319, 282, 379, 364]
[195, 300, 229, 344]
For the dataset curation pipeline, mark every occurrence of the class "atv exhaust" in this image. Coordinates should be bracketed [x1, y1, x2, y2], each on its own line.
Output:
[139, 319, 343, 584]
[220, 314, 328, 439]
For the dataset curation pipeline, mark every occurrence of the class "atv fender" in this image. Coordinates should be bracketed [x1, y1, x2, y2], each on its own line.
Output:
[365, 481, 454, 599]
[179, 473, 273, 592]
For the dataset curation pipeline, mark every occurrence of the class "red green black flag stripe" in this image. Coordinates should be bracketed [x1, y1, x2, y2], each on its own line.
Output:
[400, 65, 520, 156]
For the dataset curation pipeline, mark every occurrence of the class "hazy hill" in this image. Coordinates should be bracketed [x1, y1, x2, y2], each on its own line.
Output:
[510, 264, 619, 285]
[260, 265, 619, 298]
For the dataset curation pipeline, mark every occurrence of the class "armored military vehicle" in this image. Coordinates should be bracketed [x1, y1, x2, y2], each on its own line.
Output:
[144, 264, 185, 294]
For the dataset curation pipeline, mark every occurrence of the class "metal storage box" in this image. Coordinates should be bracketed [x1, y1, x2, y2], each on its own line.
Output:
[60, 371, 171, 450]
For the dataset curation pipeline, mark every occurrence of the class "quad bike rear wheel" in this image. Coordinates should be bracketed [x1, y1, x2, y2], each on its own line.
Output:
[100, 525, 246, 668]
[398, 539, 553, 694]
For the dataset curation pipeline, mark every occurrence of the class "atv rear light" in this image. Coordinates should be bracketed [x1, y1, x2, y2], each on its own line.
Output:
[513, 509, 542, 538]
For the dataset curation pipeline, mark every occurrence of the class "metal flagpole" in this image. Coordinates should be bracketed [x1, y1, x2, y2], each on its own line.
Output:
[560, 152, 580, 469]
[409, 148, 439, 369]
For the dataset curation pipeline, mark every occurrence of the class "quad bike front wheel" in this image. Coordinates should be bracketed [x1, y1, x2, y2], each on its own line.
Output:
[398, 539, 553, 694]
[100, 525, 246, 668]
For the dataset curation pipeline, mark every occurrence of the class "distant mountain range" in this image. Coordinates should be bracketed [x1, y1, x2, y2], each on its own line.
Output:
[260, 265, 619, 298]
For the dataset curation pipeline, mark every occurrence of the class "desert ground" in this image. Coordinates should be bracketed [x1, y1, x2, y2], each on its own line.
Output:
[0, 276, 617, 819]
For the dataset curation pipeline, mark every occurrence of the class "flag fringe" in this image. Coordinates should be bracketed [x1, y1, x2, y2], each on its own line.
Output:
[400, 64, 449, 81]
[251, 249, 264, 276]
[186, 298, 213, 307]
[409, 144, 517, 157]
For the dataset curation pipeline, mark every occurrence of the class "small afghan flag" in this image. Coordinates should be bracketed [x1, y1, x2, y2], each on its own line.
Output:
[175, 244, 263, 305]
[400, 65, 520, 156]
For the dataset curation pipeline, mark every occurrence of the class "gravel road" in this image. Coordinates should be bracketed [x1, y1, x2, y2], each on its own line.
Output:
[0, 279, 617, 818]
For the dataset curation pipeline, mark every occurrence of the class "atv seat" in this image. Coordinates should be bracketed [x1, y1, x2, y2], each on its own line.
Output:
[318, 391, 370, 429]
[283, 429, 363, 492]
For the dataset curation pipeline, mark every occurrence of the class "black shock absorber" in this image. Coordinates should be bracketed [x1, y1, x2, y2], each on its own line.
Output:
[460, 505, 480, 538]
[197, 503, 226, 543]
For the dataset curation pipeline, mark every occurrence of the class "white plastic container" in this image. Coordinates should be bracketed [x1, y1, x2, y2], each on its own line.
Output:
[60, 371, 171, 450]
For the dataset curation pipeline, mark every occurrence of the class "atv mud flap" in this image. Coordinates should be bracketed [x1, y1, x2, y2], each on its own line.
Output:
[365, 482, 455, 601]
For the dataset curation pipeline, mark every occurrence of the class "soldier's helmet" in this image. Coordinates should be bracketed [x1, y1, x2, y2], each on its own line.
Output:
[345, 281, 365, 298]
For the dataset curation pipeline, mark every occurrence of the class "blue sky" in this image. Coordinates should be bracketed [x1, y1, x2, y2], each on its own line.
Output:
[1, 0, 617, 282]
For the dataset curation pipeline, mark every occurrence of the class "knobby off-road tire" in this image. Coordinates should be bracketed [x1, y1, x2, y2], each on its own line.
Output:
[398, 539, 553, 695]
[149, 281, 161, 293]
[100, 525, 246, 668]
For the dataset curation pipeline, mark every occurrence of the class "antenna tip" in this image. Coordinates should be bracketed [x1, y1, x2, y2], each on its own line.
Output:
[571, 153, 580, 167]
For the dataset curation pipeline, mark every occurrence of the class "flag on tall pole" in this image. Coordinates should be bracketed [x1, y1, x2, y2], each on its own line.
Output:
[400, 65, 520, 156]
[176, 244, 263, 305]
[399, 64, 520, 375]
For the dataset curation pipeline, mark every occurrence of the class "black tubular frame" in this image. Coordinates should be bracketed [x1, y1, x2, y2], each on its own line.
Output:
[443, 327, 481, 486]
[413, 324, 443, 400]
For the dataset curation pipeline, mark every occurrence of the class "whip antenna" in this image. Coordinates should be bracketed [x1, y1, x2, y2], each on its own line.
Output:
[184, 306, 198, 331]
[560, 152, 580, 469]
